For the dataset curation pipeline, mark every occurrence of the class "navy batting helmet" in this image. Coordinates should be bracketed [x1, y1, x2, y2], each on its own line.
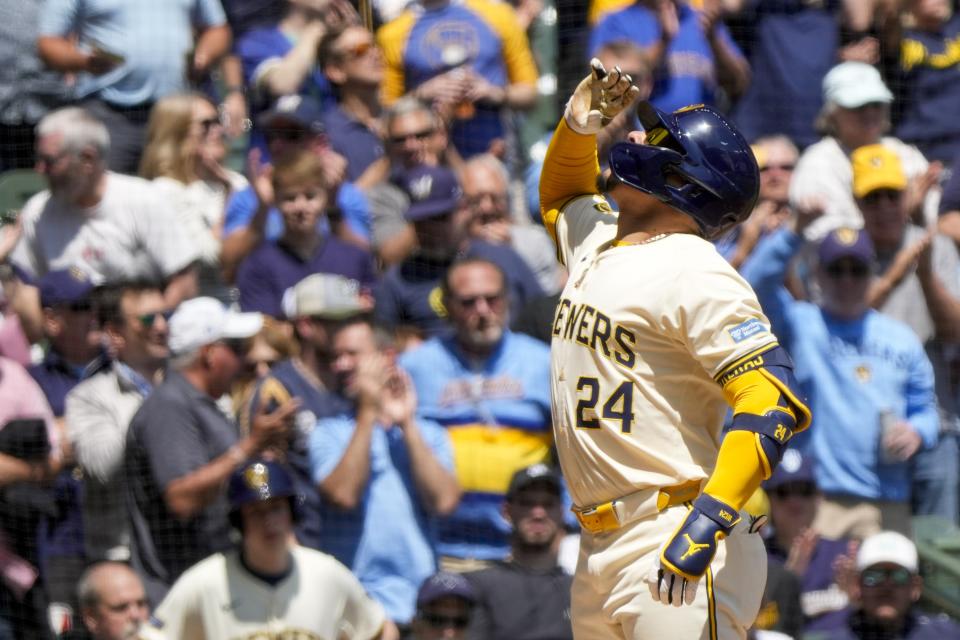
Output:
[227, 459, 302, 530]
[608, 102, 760, 239]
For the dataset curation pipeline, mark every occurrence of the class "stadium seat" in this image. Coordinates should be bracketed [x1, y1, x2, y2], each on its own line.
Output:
[0, 169, 45, 217]
[913, 515, 960, 618]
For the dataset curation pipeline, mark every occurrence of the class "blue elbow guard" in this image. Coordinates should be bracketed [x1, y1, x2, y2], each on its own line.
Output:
[727, 346, 810, 477]
[730, 411, 796, 478]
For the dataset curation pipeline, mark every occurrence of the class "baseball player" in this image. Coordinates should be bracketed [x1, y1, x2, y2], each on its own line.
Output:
[140, 459, 396, 640]
[539, 61, 812, 639]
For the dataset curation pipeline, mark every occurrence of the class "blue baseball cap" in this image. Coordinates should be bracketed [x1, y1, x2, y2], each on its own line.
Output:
[259, 94, 325, 135]
[765, 449, 816, 491]
[401, 165, 462, 221]
[416, 572, 476, 609]
[818, 227, 875, 266]
[38, 268, 94, 308]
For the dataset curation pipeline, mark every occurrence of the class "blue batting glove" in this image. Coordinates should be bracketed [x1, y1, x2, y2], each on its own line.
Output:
[646, 494, 740, 606]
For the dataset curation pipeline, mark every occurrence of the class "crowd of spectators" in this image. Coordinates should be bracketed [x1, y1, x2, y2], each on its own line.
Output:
[0, 0, 959, 637]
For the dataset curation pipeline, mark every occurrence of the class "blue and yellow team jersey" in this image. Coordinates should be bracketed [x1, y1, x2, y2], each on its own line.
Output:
[377, 0, 538, 156]
[400, 331, 552, 560]
[897, 14, 960, 162]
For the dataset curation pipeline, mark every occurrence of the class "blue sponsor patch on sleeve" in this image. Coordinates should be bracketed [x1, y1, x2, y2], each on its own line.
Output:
[727, 318, 767, 343]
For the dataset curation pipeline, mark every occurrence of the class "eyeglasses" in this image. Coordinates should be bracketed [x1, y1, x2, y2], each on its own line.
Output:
[389, 129, 434, 145]
[337, 40, 377, 59]
[761, 164, 795, 173]
[861, 567, 912, 588]
[134, 310, 174, 329]
[451, 293, 505, 309]
[825, 262, 870, 279]
[465, 193, 509, 210]
[770, 481, 817, 499]
[421, 612, 470, 629]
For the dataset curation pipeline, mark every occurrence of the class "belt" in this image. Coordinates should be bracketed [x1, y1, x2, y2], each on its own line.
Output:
[573, 479, 702, 535]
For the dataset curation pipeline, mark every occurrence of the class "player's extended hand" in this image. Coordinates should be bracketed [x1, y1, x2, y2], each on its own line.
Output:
[646, 494, 740, 606]
[564, 58, 641, 135]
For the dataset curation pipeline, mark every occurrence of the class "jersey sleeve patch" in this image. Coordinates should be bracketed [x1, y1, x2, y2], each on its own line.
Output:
[726, 318, 768, 343]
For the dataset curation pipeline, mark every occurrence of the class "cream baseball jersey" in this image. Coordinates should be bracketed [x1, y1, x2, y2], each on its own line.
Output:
[548, 195, 778, 509]
[144, 546, 386, 640]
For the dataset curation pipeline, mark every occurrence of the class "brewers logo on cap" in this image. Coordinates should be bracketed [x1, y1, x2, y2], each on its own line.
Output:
[834, 227, 859, 246]
[409, 174, 433, 201]
[244, 463, 270, 497]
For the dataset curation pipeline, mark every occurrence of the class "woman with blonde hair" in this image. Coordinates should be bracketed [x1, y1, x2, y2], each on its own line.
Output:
[140, 94, 247, 297]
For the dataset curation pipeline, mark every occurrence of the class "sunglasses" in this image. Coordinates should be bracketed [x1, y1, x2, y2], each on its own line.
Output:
[861, 567, 912, 588]
[861, 189, 901, 206]
[135, 310, 174, 329]
[266, 127, 308, 142]
[452, 293, 505, 309]
[390, 128, 434, 145]
[220, 338, 251, 355]
[761, 164, 795, 173]
[825, 262, 870, 279]
[36, 150, 70, 167]
[770, 481, 817, 499]
[196, 116, 222, 134]
[64, 301, 94, 313]
[337, 40, 377, 59]
[421, 613, 470, 629]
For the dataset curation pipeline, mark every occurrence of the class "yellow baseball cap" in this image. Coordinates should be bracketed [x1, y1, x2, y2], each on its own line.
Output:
[851, 144, 907, 198]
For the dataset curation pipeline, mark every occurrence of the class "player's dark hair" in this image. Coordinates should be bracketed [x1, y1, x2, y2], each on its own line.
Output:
[94, 280, 165, 327]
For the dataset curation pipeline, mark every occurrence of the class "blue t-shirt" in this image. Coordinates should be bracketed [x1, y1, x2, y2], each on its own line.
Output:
[399, 331, 552, 560]
[223, 182, 371, 243]
[896, 15, 960, 163]
[220, 0, 283, 39]
[309, 414, 454, 623]
[742, 229, 940, 502]
[730, 0, 839, 147]
[248, 359, 350, 549]
[236, 235, 376, 317]
[38, 0, 226, 105]
[236, 25, 332, 108]
[589, 2, 743, 113]
[322, 106, 385, 183]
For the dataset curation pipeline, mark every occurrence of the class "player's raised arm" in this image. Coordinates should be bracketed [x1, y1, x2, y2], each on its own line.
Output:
[539, 60, 639, 248]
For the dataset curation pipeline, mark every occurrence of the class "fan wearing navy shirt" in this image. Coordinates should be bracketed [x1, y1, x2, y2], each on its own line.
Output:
[235, 150, 376, 318]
